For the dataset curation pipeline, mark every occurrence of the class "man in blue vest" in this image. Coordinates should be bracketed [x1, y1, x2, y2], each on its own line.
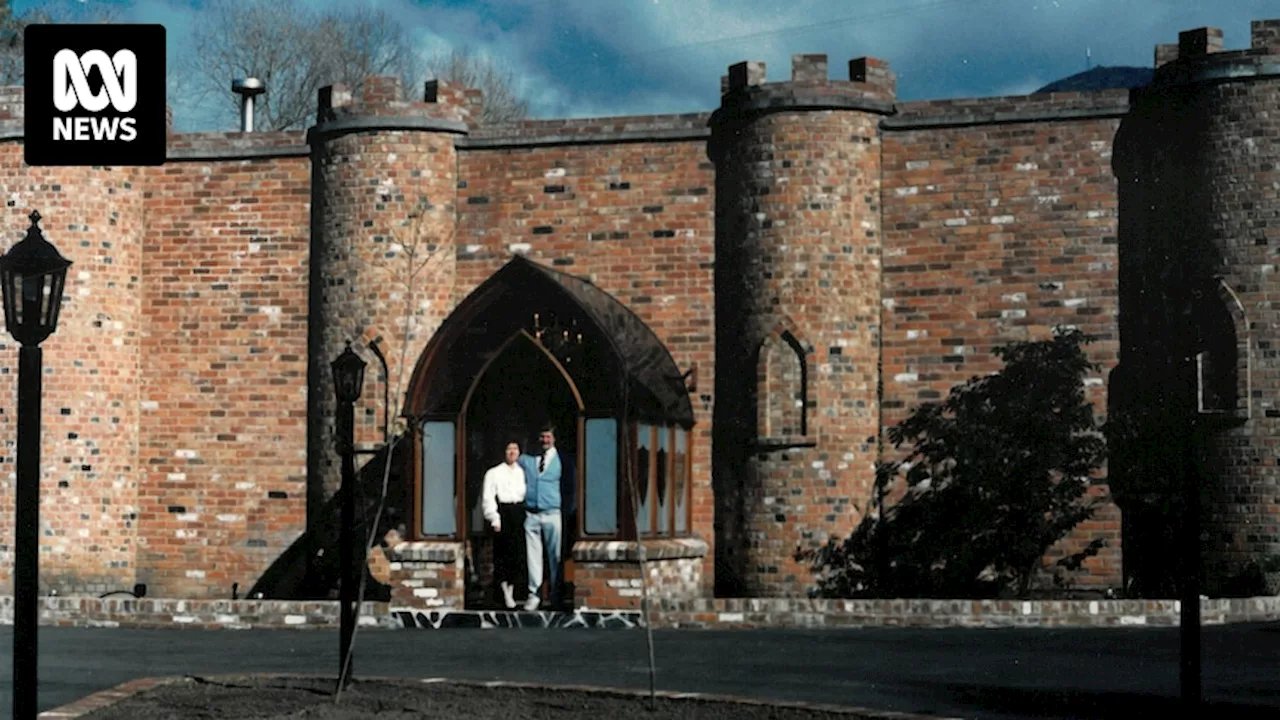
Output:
[519, 424, 575, 611]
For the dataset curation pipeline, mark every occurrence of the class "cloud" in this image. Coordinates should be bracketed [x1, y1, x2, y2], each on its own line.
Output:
[25, 0, 1280, 127]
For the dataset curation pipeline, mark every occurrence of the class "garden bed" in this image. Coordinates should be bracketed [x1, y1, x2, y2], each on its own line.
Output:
[76, 675, 916, 720]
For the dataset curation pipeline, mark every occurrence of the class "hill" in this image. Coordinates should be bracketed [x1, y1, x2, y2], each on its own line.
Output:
[1035, 66, 1153, 93]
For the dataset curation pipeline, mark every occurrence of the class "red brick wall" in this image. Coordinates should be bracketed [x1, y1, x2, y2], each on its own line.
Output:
[880, 94, 1127, 588]
[575, 557, 702, 610]
[0, 150, 144, 595]
[136, 134, 311, 598]
[10, 19, 1280, 602]
[455, 124, 716, 593]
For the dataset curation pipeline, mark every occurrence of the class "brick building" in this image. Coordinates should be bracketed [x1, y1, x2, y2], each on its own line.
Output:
[0, 19, 1276, 608]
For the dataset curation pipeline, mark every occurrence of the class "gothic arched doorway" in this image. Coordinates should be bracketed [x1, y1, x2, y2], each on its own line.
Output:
[403, 255, 697, 611]
[462, 331, 582, 608]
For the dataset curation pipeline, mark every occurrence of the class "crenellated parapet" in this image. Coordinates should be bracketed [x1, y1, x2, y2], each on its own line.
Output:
[1149, 22, 1280, 82]
[314, 76, 481, 131]
[716, 54, 896, 105]
[710, 55, 895, 153]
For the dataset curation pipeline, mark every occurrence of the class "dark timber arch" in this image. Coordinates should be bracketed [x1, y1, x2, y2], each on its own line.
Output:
[402, 255, 696, 544]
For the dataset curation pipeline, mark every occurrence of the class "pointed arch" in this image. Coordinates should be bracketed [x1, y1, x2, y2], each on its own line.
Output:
[1196, 276, 1250, 420]
[459, 328, 585, 415]
[404, 254, 693, 427]
[754, 316, 812, 442]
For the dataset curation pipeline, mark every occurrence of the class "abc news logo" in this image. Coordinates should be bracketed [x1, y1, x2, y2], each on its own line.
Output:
[53, 49, 140, 142]
[25, 24, 166, 167]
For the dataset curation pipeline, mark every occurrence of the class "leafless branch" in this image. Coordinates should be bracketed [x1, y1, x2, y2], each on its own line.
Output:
[424, 46, 530, 124]
[0, 0, 123, 85]
[182, 0, 429, 131]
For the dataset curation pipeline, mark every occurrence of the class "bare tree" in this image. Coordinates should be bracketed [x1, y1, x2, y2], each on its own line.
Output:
[0, 0, 122, 85]
[183, 0, 421, 132]
[424, 47, 530, 124]
[184, 2, 530, 132]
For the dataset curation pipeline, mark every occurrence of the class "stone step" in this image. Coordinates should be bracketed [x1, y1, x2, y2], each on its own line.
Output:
[392, 607, 643, 629]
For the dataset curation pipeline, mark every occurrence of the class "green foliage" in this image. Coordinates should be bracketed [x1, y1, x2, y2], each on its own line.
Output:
[801, 328, 1107, 599]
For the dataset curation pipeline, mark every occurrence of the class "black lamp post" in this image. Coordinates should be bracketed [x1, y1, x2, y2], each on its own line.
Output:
[0, 211, 71, 720]
[331, 342, 365, 690]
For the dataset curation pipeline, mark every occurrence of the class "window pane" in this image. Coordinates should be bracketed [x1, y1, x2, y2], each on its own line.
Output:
[584, 418, 618, 534]
[656, 427, 670, 534]
[635, 424, 652, 535]
[421, 421, 457, 536]
[675, 429, 688, 533]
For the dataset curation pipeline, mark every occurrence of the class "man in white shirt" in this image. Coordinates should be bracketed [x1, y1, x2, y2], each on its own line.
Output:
[481, 440, 528, 609]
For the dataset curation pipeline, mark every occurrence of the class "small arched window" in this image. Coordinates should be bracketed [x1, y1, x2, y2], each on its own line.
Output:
[756, 329, 809, 441]
[1195, 278, 1250, 420]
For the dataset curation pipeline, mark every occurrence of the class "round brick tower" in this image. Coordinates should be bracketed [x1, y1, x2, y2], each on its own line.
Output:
[708, 55, 895, 596]
[1114, 21, 1280, 594]
[0, 87, 146, 594]
[307, 77, 472, 522]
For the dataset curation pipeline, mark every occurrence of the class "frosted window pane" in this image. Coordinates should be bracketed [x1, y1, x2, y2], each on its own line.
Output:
[421, 421, 457, 536]
[585, 418, 618, 534]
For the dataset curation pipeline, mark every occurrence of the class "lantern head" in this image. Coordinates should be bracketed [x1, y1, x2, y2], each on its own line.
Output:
[331, 341, 367, 404]
[0, 211, 72, 347]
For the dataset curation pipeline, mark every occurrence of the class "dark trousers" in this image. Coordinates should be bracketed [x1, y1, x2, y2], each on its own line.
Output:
[494, 503, 527, 592]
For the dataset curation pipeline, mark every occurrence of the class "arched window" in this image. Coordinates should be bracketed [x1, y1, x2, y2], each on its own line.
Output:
[756, 329, 808, 440]
[1196, 279, 1250, 420]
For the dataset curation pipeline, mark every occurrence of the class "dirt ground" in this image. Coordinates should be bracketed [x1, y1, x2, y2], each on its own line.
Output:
[80, 676, 881, 719]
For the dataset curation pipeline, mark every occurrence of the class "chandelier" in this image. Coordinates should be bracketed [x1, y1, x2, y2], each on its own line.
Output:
[531, 310, 584, 366]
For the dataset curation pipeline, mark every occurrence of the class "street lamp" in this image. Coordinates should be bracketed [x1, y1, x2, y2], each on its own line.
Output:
[0, 210, 71, 720]
[331, 342, 365, 691]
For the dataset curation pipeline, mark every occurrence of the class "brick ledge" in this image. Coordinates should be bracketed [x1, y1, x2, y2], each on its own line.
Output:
[3, 594, 1278, 631]
[385, 540, 461, 563]
[572, 538, 709, 562]
[0, 596, 397, 630]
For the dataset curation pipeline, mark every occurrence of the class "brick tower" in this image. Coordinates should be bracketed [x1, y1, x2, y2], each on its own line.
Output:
[709, 55, 895, 596]
[307, 78, 474, 521]
[1114, 22, 1280, 593]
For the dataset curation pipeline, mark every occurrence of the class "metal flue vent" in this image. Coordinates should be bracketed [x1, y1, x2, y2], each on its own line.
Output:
[231, 77, 266, 132]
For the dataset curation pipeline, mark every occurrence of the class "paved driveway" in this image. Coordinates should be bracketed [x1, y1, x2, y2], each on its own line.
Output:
[2, 623, 1279, 719]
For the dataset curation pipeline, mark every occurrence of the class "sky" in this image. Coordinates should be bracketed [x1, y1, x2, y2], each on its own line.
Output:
[13, 0, 1279, 131]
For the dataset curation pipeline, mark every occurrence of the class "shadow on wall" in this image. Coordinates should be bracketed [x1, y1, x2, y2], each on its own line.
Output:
[1107, 79, 1258, 597]
[246, 439, 412, 601]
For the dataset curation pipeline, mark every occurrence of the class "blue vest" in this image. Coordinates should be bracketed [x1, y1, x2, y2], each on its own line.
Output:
[520, 451, 562, 512]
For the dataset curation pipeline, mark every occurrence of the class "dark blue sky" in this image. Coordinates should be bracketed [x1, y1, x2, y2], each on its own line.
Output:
[17, 0, 1278, 129]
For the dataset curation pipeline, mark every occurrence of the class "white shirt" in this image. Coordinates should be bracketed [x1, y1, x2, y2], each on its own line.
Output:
[481, 461, 527, 524]
[538, 446, 558, 473]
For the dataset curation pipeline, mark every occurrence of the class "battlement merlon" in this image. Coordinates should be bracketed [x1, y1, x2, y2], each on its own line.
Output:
[1154, 27, 1224, 67]
[314, 75, 481, 128]
[1180, 27, 1225, 58]
[1253, 19, 1280, 53]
